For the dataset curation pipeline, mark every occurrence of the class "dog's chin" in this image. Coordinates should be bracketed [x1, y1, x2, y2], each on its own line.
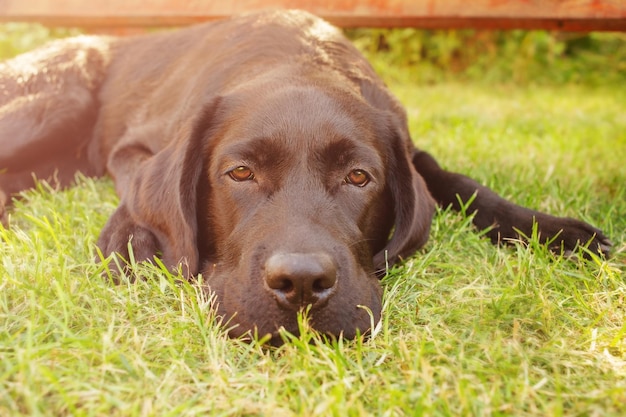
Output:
[235, 329, 367, 348]
[213, 301, 381, 347]
[224, 321, 375, 347]
[203, 254, 384, 346]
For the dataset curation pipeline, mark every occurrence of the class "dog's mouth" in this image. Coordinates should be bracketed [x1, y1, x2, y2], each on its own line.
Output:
[211, 293, 381, 346]
[222, 312, 375, 347]
[202, 247, 383, 346]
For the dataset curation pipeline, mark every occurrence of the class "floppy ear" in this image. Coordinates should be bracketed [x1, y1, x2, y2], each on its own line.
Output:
[373, 127, 435, 271]
[98, 99, 220, 277]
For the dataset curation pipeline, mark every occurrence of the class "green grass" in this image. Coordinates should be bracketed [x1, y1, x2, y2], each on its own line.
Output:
[2, 58, 626, 415]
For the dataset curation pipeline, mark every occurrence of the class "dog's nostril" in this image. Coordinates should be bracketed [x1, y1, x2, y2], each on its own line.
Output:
[271, 277, 294, 293]
[313, 276, 335, 292]
[264, 252, 337, 310]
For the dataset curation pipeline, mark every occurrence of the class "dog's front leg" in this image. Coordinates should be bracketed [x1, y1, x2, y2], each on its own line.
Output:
[411, 150, 611, 258]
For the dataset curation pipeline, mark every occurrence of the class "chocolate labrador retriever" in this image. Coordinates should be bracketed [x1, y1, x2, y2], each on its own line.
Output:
[0, 10, 610, 344]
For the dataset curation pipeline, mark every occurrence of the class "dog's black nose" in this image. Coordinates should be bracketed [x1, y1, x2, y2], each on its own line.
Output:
[264, 252, 337, 310]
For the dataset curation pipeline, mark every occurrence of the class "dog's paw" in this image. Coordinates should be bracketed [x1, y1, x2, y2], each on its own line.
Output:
[487, 210, 611, 260]
[544, 216, 611, 259]
[96, 205, 160, 278]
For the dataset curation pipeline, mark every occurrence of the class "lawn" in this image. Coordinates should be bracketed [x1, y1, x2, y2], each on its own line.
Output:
[1, 31, 625, 416]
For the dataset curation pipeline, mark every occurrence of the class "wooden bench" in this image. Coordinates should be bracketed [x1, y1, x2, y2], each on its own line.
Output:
[1, 0, 625, 32]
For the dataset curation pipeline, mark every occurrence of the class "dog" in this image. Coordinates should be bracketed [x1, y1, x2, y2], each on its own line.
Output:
[0, 9, 611, 344]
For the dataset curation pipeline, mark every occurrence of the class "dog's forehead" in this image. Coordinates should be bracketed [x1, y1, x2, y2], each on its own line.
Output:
[209, 83, 388, 180]
[211, 88, 386, 178]
[224, 84, 378, 147]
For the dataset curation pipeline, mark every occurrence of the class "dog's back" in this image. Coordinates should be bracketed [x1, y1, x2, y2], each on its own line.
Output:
[0, 36, 112, 203]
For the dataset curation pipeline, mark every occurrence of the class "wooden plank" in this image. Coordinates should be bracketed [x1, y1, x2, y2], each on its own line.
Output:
[0, 0, 625, 31]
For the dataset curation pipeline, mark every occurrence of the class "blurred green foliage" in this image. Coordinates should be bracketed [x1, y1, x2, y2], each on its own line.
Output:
[0, 23, 79, 59]
[347, 28, 626, 85]
[1, 23, 624, 86]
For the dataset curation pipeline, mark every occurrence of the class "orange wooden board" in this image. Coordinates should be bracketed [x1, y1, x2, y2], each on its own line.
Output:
[1, 0, 625, 31]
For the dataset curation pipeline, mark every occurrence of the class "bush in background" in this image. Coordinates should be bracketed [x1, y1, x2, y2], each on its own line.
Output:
[348, 28, 626, 85]
[1, 23, 625, 86]
[0, 23, 80, 59]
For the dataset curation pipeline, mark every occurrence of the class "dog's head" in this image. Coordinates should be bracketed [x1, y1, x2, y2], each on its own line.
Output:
[196, 78, 434, 343]
[104, 76, 434, 344]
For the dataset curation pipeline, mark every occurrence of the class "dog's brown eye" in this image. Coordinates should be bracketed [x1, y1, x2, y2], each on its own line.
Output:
[229, 166, 255, 182]
[345, 169, 370, 187]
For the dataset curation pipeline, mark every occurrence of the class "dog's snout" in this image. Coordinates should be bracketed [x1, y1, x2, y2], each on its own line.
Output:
[264, 252, 337, 310]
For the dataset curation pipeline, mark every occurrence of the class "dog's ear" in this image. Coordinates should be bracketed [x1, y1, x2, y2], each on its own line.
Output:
[98, 98, 221, 277]
[373, 125, 435, 271]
